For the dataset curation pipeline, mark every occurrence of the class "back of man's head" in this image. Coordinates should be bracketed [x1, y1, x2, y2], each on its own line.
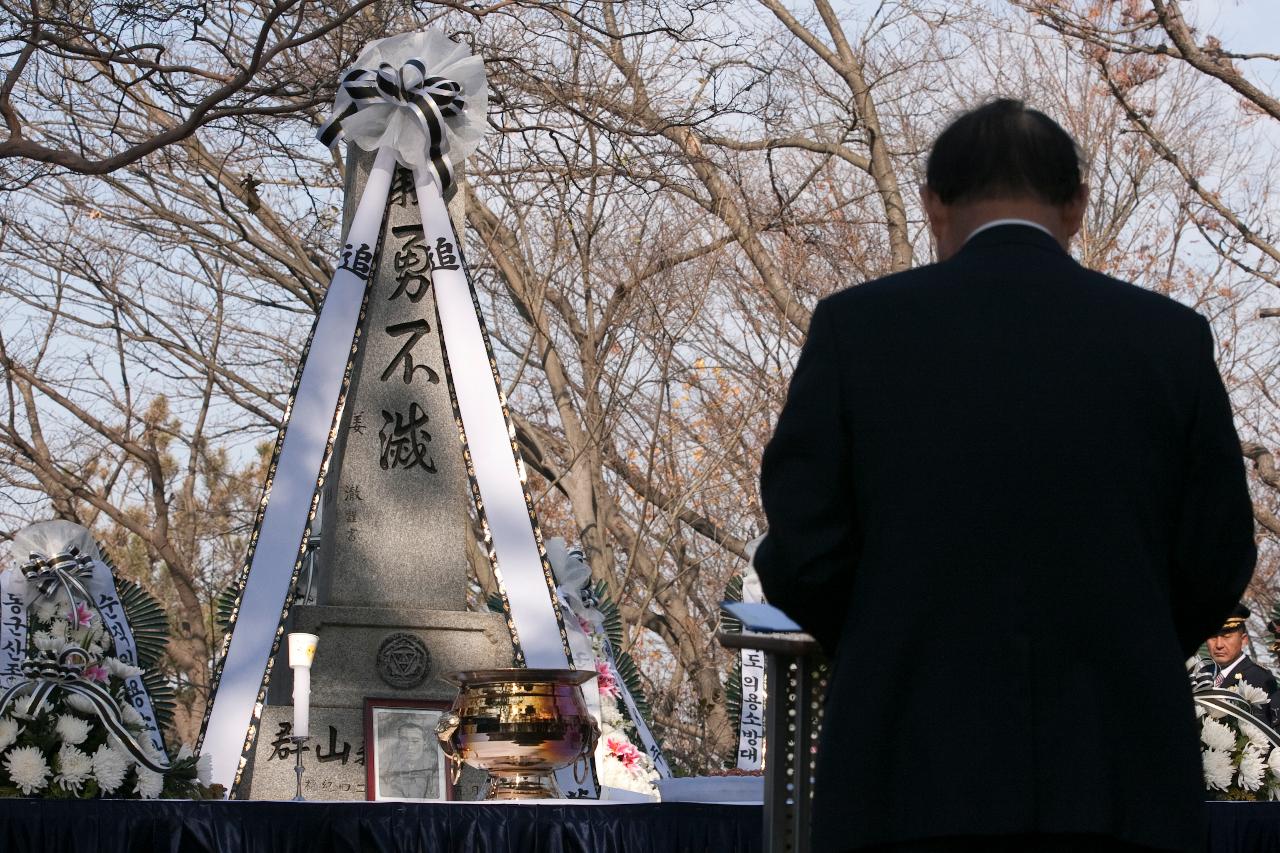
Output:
[925, 99, 1083, 207]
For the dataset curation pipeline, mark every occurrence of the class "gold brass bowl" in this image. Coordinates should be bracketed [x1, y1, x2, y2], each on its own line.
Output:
[435, 668, 599, 800]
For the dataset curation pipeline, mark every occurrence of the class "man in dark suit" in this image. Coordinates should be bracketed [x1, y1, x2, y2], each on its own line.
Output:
[1197, 605, 1280, 725]
[754, 99, 1256, 853]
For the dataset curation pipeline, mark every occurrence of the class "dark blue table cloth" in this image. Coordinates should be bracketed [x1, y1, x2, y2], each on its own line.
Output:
[0, 800, 762, 853]
[0, 800, 1272, 851]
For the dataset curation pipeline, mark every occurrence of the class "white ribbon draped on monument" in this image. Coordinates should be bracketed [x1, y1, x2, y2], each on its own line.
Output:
[412, 167, 574, 665]
[199, 149, 394, 793]
[200, 30, 574, 794]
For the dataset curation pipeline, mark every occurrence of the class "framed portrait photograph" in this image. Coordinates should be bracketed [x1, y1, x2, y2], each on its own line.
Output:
[364, 697, 453, 801]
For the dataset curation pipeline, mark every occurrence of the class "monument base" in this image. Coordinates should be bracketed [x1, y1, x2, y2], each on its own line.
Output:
[241, 606, 509, 800]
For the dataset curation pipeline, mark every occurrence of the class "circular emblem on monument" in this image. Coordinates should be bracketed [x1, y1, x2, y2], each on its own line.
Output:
[376, 632, 431, 689]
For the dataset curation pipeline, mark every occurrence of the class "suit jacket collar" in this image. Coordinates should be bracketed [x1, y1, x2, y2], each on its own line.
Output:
[957, 222, 1069, 258]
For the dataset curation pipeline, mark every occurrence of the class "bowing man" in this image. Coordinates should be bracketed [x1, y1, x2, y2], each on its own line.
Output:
[754, 99, 1256, 853]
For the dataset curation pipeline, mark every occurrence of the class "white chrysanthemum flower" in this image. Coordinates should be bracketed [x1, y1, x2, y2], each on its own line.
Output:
[134, 765, 164, 799]
[600, 701, 624, 730]
[1202, 717, 1237, 752]
[1240, 721, 1270, 751]
[34, 599, 59, 622]
[4, 744, 51, 795]
[64, 692, 96, 716]
[1270, 748, 1280, 780]
[106, 657, 144, 680]
[197, 752, 212, 787]
[49, 620, 68, 640]
[55, 714, 92, 746]
[32, 631, 62, 652]
[121, 704, 145, 728]
[56, 744, 93, 791]
[1240, 746, 1267, 791]
[0, 717, 21, 752]
[1203, 748, 1235, 791]
[92, 744, 129, 793]
[1232, 682, 1270, 706]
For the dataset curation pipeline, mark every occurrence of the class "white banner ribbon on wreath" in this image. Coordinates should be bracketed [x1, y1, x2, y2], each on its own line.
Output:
[199, 30, 578, 795]
[0, 519, 168, 763]
[547, 539, 671, 781]
[736, 567, 766, 771]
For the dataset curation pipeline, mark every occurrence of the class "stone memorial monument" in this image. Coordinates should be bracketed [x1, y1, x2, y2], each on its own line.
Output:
[238, 154, 509, 800]
[200, 32, 581, 799]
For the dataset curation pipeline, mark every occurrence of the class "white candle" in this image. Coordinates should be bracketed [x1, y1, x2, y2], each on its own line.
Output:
[292, 666, 311, 739]
[288, 633, 318, 739]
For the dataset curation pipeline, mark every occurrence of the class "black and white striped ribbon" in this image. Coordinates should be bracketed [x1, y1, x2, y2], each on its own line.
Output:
[0, 646, 170, 773]
[2, 548, 167, 757]
[21, 549, 95, 613]
[317, 59, 465, 194]
[1195, 688, 1280, 750]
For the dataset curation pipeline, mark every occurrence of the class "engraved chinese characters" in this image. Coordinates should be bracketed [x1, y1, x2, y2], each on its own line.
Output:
[380, 403, 436, 472]
[369, 171, 471, 480]
[332, 166, 452, 556]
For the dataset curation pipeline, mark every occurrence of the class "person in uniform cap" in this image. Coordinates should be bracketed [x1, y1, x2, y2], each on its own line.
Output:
[1202, 604, 1280, 725]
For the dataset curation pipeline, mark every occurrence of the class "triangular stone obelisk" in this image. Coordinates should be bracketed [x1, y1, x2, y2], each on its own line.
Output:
[239, 148, 508, 800]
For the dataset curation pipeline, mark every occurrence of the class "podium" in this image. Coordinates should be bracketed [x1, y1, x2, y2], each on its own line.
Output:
[718, 630, 826, 853]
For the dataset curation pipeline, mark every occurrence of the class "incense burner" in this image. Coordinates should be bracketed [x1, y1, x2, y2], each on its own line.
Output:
[435, 668, 598, 799]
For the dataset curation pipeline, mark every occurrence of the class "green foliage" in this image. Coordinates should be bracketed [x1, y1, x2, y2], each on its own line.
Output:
[593, 580, 624, 650]
[113, 579, 170, 670]
[215, 583, 238, 638]
[591, 580, 651, 720]
[720, 574, 743, 634]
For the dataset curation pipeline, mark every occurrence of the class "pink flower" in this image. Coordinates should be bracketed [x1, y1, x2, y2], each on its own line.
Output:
[606, 735, 641, 770]
[70, 603, 93, 629]
[595, 661, 619, 699]
[83, 665, 108, 684]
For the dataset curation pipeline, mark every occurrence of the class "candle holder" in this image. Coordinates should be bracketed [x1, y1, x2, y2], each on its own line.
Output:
[290, 735, 311, 801]
[287, 630, 318, 802]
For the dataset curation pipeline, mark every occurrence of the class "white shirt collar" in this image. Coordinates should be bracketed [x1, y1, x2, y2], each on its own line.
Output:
[1218, 654, 1246, 680]
[964, 218, 1056, 244]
